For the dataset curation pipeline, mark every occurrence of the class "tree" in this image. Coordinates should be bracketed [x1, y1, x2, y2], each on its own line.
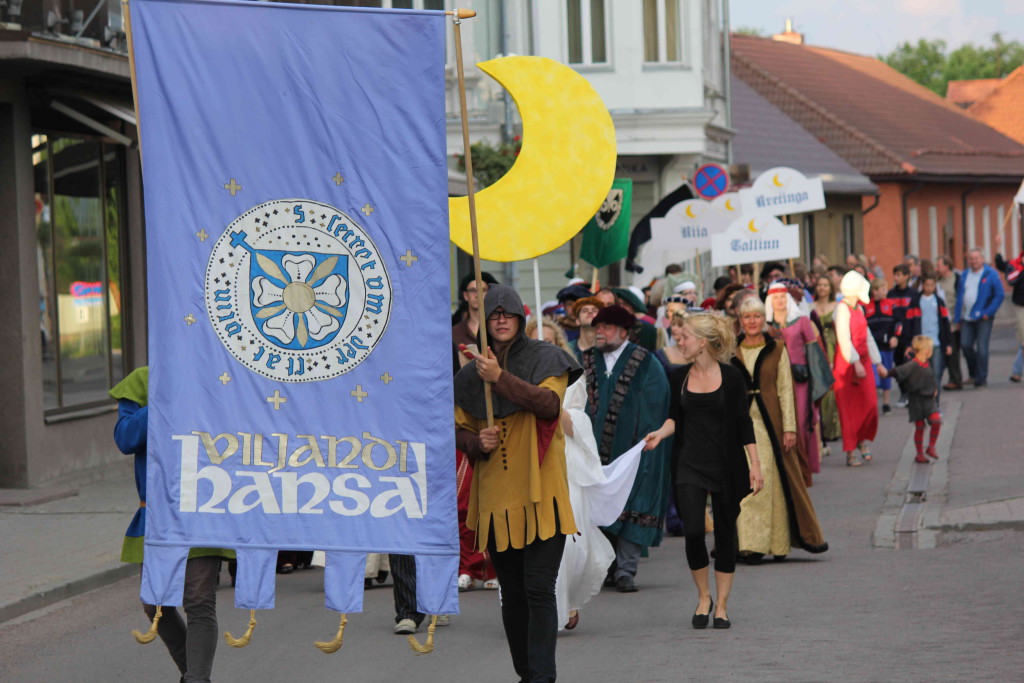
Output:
[882, 33, 1024, 96]
[881, 38, 947, 94]
[454, 138, 522, 190]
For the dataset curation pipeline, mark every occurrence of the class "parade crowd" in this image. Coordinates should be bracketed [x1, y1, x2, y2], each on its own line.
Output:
[109, 241, 1023, 683]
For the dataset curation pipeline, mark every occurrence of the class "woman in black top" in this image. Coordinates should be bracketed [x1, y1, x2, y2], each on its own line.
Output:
[645, 312, 763, 629]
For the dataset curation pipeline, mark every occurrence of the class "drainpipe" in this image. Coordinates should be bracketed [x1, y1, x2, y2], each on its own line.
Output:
[901, 181, 924, 257]
[500, 0, 514, 145]
[722, 0, 732, 164]
[960, 183, 980, 263]
[862, 194, 881, 215]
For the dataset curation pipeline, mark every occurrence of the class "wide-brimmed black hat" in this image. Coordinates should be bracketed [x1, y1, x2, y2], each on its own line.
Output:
[592, 305, 636, 330]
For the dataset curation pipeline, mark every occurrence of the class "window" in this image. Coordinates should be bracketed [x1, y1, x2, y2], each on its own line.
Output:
[346, 1, 444, 8]
[843, 214, 856, 256]
[643, 0, 681, 64]
[802, 214, 815, 259]
[379, 0, 444, 9]
[34, 134, 127, 411]
[908, 207, 920, 257]
[928, 206, 939, 261]
[567, 0, 608, 65]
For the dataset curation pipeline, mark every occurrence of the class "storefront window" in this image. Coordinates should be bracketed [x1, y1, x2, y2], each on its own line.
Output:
[33, 133, 127, 410]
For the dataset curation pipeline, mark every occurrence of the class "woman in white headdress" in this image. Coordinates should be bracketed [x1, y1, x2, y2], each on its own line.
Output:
[834, 271, 889, 467]
[765, 280, 822, 485]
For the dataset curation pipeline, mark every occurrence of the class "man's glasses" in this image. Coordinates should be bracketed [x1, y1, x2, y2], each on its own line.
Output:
[487, 310, 517, 321]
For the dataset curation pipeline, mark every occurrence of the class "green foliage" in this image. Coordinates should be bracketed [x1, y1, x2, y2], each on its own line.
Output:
[734, 26, 766, 37]
[455, 138, 522, 190]
[882, 33, 1024, 96]
[882, 38, 948, 94]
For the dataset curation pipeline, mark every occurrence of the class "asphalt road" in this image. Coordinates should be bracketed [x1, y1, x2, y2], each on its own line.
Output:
[3, 325, 1023, 683]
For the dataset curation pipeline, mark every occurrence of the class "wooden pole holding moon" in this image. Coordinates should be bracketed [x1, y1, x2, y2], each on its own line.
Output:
[533, 259, 543, 340]
[450, 9, 493, 428]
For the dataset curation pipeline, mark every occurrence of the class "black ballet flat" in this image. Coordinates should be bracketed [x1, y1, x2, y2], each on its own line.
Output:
[692, 598, 713, 629]
[713, 616, 731, 629]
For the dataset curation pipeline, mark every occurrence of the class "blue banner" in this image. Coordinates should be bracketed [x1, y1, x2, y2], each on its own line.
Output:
[131, 0, 456, 615]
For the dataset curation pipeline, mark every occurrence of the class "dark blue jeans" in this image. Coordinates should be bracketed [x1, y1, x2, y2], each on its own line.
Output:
[489, 531, 566, 683]
[960, 318, 994, 385]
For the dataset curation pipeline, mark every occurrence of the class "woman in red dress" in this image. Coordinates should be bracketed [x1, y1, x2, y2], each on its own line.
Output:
[833, 272, 889, 467]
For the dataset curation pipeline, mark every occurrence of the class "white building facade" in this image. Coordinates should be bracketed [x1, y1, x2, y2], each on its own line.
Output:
[375, 0, 732, 298]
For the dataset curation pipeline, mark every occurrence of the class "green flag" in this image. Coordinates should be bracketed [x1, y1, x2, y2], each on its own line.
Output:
[579, 178, 632, 269]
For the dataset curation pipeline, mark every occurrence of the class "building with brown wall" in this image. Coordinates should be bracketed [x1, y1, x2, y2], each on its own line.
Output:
[730, 73, 877, 265]
[732, 33, 1024, 273]
[960, 66, 1024, 145]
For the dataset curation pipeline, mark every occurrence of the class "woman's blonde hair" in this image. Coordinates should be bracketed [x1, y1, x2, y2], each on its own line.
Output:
[737, 296, 766, 318]
[525, 318, 571, 353]
[682, 311, 737, 363]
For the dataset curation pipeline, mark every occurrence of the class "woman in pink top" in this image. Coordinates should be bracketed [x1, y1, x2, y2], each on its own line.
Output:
[766, 280, 821, 486]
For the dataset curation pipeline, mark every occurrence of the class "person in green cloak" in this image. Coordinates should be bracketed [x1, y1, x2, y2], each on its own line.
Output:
[580, 306, 671, 592]
[110, 367, 234, 683]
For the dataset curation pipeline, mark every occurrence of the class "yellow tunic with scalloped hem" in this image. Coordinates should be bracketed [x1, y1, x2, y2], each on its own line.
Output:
[455, 373, 577, 552]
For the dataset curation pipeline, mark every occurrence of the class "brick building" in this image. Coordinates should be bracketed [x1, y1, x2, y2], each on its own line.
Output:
[731, 33, 1024, 272]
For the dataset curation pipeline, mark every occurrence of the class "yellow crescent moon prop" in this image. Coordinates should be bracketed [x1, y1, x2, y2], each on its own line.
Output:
[748, 219, 759, 233]
[449, 57, 617, 262]
[685, 204, 697, 219]
[724, 199, 735, 211]
[772, 173, 784, 187]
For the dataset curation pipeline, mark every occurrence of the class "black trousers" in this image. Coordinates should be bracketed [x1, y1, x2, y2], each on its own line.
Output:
[677, 483, 738, 574]
[488, 532, 566, 683]
[389, 554, 424, 625]
[945, 328, 963, 385]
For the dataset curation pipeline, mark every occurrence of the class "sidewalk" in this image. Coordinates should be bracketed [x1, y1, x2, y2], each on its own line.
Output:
[0, 467, 139, 623]
[2, 307, 1021, 625]
[873, 305, 1024, 549]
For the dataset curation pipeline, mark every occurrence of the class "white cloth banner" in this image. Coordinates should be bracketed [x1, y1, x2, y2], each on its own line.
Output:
[739, 166, 826, 217]
[711, 214, 801, 267]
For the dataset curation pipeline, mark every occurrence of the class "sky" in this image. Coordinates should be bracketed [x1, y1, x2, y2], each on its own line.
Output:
[729, 0, 1024, 57]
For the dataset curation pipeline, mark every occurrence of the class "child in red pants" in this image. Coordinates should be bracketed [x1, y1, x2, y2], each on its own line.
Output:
[892, 336, 941, 464]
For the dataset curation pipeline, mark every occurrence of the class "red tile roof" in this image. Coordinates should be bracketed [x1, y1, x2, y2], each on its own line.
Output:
[731, 34, 1024, 178]
[967, 67, 1024, 145]
[946, 78, 1002, 108]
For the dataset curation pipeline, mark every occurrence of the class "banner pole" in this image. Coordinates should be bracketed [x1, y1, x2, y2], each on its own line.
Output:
[451, 9, 493, 429]
[121, 0, 143, 167]
[694, 248, 703, 299]
[533, 259, 543, 340]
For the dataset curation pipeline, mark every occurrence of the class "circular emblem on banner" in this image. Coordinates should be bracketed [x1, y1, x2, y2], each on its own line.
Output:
[205, 199, 392, 382]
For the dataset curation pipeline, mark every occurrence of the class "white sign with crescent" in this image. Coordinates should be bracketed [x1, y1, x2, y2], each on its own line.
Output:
[648, 198, 732, 252]
[739, 166, 826, 217]
[711, 213, 801, 267]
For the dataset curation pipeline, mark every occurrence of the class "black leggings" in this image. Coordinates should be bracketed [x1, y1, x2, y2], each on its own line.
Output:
[677, 482, 738, 574]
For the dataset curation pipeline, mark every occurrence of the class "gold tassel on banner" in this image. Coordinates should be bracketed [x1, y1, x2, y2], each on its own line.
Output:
[314, 613, 348, 654]
[407, 614, 438, 655]
[224, 609, 257, 647]
[132, 605, 162, 644]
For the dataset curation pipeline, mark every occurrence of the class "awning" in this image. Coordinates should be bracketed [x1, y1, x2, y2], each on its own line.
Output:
[48, 90, 136, 146]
